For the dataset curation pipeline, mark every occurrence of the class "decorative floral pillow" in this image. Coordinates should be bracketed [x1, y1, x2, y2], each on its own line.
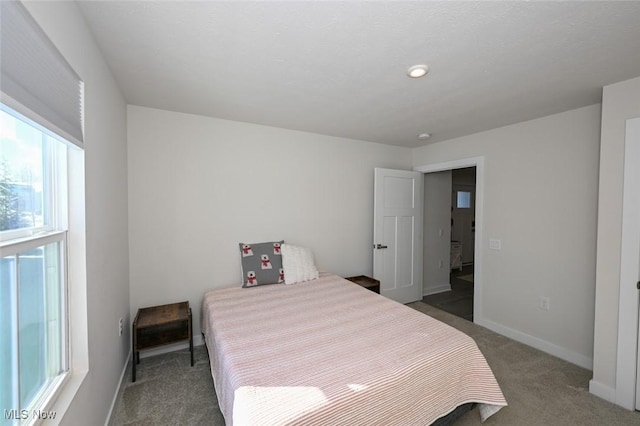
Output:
[239, 241, 284, 287]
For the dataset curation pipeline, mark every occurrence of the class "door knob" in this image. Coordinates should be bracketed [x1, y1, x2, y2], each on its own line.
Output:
[375, 244, 388, 249]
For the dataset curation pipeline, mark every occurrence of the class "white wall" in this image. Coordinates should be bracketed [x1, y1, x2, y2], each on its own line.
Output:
[127, 106, 412, 337]
[591, 76, 640, 402]
[22, 2, 130, 425]
[413, 104, 601, 368]
[423, 171, 452, 295]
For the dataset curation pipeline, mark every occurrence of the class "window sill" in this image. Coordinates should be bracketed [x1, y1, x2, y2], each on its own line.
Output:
[36, 368, 88, 426]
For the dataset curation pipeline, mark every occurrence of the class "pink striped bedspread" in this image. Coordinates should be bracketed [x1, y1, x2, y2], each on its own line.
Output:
[201, 273, 506, 425]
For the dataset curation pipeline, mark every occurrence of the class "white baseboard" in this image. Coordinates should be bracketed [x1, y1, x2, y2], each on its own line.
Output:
[423, 283, 452, 296]
[139, 334, 204, 359]
[589, 379, 617, 404]
[105, 348, 131, 426]
[474, 316, 593, 370]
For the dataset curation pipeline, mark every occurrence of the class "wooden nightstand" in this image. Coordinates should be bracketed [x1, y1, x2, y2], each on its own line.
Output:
[132, 301, 193, 382]
[345, 275, 380, 294]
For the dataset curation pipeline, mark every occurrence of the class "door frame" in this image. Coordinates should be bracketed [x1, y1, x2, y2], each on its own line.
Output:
[616, 117, 640, 409]
[415, 156, 485, 324]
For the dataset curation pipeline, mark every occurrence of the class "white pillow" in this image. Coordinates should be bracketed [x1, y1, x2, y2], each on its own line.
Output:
[281, 244, 319, 284]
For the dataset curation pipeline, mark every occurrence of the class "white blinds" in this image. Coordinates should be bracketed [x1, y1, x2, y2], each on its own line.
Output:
[1, 0, 84, 148]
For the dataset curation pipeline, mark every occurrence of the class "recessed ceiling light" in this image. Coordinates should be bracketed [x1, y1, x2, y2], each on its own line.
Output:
[407, 64, 429, 78]
[417, 133, 431, 140]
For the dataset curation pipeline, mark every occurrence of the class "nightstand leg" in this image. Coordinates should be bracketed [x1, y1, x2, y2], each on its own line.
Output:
[189, 309, 194, 366]
[132, 320, 137, 382]
[132, 352, 136, 382]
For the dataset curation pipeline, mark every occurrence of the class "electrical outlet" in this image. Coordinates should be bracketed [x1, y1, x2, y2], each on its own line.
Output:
[539, 296, 550, 311]
[119, 317, 123, 336]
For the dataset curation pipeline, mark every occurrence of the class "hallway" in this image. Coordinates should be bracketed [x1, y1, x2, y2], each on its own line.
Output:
[422, 265, 474, 321]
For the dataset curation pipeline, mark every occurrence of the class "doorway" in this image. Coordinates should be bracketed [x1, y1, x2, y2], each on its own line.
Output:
[423, 167, 476, 321]
[415, 158, 484, 324]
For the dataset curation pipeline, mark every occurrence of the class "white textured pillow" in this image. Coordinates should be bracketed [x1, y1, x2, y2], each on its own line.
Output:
[281, 244, 319, 284]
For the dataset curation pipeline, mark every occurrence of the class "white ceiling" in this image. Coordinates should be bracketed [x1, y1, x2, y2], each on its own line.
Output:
[77, 1, 640, 148]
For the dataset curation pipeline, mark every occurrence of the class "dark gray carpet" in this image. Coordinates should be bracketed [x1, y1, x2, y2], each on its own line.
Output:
[423, 268, 474, 321]
[111, 346, 223, 425]
[111, 303, 640, 425]
[409, 303, 640, 426]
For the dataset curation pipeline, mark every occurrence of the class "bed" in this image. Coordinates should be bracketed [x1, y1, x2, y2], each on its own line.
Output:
[201, 273, 506, 425]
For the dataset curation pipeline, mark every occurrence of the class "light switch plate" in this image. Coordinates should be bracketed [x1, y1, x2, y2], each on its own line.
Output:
[489, 239, 501, 250]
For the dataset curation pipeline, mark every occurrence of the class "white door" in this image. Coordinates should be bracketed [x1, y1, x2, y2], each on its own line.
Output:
[373, 168, 423, 304]
[617, 117, 640, 410]
[629, 117, 640, 411]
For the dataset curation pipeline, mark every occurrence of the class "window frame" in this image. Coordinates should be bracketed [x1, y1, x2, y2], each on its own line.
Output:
[0, 105, 72, 424]
[1, 231, 70, 412]
[0, 104, 68, 243]
[1, 1, 86, 421]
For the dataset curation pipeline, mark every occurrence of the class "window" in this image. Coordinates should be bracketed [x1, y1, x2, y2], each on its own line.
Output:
[1, 106, 70, 422]
[456, 191, 471, 209]
[2, 1, 85, 422]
